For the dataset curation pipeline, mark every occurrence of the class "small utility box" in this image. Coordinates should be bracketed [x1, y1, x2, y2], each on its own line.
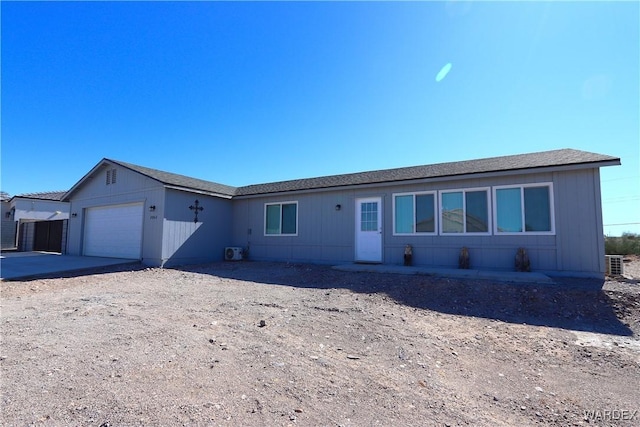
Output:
[605, 255, 624, 276]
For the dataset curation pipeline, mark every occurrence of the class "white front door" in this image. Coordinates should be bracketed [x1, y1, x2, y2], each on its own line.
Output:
[355, 197, 382, 263]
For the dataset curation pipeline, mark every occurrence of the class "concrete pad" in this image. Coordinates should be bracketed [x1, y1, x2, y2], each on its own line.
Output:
[333, 263, 554, 284]
[0, 252, 139, 281]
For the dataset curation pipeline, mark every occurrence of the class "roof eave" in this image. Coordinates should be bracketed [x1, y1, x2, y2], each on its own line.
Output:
[10, 196, 67, 202]
[109, 159, 237, 197]
[163, 185, 234, 199]
[62, 158, 112, 201]
[234, 159, 621, 198]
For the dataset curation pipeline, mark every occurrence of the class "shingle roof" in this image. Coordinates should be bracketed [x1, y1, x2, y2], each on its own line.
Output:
[234, 148, 619, 196]
[66, 149, 618, 201]
[12, 191, 68, 201]
[108, 159, 237, 197]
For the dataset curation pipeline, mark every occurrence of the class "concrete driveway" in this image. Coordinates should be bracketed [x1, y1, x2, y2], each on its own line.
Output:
[0, 252, 139, 281]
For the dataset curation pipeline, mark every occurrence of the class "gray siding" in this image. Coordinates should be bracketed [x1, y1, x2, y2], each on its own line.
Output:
[553, 168, 605, 276]
[232, 190, 356, 264]
[159, 189, 233, 267]
[61, 219, 68, 254]
[1, 220, 17, 249]
[381, 172, 558, 271]
[66, 161, 234, 267]
[63, 156, 608, 278]
[1, 202, 15, 249]
[66, 162, 165, 262]
[232, 169, 605, 278]
[17, 221, 35, 252]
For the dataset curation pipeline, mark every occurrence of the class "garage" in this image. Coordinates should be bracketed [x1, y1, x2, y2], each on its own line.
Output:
[83, 203, 144, 259]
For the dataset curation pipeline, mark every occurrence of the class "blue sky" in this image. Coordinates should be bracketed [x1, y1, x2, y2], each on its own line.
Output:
[1, 1, 638, 235]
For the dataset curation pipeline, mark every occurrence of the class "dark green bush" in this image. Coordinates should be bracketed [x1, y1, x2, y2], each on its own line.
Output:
[605, 232, 640, 255]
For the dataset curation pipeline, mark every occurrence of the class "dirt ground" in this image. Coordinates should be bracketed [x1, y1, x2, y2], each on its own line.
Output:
[1, 257, 639, 427]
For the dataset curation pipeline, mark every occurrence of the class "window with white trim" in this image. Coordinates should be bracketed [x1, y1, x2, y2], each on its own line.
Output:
[440, 188, 490, 234]
[494, 183, 554, 234]
[393, 192, 436, 234]
[360, 202, 379, 232]
[265, 202, 298, 235]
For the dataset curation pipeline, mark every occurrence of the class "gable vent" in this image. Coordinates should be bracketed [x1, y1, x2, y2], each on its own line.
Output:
[106, 168, 117, 185]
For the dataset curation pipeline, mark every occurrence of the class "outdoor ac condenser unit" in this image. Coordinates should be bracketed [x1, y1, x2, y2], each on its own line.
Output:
[605, 255, 624, 276]
[225, 247, 244, 261]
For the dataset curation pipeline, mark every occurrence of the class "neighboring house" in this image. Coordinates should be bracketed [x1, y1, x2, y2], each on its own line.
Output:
[1, 194, 15, 250]
[4, 191, 70, 252]
[63, 149, 620, 278]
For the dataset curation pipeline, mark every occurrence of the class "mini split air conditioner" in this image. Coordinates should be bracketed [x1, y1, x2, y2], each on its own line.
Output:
[225, 247, 244, 261]
[605, 255, 624, 276]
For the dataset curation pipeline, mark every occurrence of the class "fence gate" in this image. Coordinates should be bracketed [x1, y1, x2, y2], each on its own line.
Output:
[33, 220, 64, 252]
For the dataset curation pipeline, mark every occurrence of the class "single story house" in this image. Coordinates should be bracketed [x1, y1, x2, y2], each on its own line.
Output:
[2, 191, 70, 252]
[62, 148, 620, 278]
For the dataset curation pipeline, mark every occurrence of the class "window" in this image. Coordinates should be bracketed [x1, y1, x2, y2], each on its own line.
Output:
[360, 202, 378, 231]
[494, 184, 554, 234]
[393, 192, 436, 234]
[106, 168, 117, 185]
[265, 202, 298, 235]
[440, 188, 489, 234]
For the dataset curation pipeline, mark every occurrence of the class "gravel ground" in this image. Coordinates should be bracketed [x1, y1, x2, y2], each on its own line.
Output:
[1, 257, 639, 426]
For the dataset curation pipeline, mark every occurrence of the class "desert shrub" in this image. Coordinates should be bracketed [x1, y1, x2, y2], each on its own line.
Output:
[605, 232, 640, 255]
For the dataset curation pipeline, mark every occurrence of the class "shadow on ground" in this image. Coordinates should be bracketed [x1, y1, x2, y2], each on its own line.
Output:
[3, 262, 145, 282]
[177, 261, 635, 337]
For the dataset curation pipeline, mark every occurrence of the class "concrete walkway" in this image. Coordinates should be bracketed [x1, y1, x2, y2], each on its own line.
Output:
[0, 252, 139, 281]
[0, 252, 554, 284]
[333, 263, 555, 284]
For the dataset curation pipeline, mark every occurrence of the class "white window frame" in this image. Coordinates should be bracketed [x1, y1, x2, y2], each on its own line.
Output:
[492, 183, 555, 235]
[439, 187, 491, 235]
[392, 191, 438, 235]
[264, 201, 298, 236]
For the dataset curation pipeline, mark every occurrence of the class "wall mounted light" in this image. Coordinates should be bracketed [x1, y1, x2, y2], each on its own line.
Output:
[335, 204, 342, 211]
[149, 205, 156, 212]
[71, 213, 78, 218]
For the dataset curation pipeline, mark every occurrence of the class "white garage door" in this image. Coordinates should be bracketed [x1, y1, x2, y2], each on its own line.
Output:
[84, 203, 144, 259]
